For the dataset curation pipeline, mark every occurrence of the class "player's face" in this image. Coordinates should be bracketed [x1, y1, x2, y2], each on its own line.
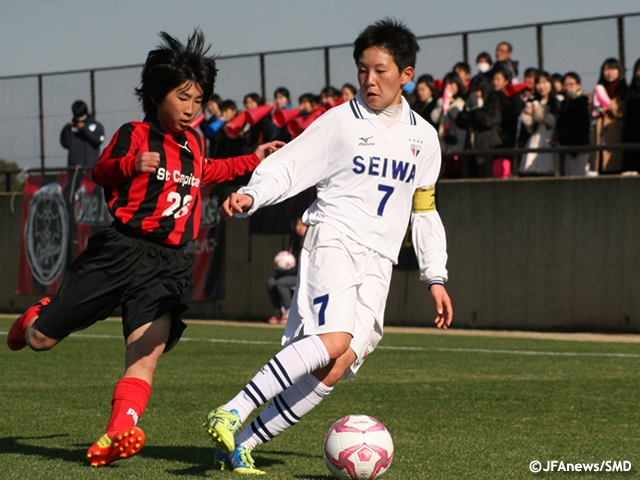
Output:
[156, 81, 203, 134]
[357, 46, 413, 111]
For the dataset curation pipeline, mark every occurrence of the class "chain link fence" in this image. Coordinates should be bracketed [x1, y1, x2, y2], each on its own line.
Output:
[1, 13, 638, 169]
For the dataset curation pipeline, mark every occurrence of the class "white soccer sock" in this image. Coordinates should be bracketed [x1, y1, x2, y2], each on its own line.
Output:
[236, 374, 334, 450]
[222, 335, 330, 422]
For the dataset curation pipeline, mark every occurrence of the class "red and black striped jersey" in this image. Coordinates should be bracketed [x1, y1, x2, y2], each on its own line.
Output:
[93, 116, 259, 246]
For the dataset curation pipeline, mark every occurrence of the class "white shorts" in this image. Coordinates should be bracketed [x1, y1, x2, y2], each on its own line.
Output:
[282, 223, 393, 379]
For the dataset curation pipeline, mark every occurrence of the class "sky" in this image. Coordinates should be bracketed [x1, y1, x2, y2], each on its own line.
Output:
[1, 0, 639, 78]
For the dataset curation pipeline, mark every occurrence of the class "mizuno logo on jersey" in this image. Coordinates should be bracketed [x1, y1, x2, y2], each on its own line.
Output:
[358, 136, 375, 146]
[352, 155, 416, 184]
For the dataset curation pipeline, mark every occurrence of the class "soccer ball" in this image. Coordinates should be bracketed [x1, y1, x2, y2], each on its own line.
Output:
[324, 414, 394, 480]
[273, 250, 296, 271]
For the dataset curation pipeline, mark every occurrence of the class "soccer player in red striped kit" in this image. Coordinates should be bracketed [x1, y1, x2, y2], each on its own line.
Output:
[7, 30, 282, 467]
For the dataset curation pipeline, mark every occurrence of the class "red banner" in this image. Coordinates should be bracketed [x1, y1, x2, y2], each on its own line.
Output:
[17, 173, 226, 301]
[183, 183, 226, 301]
[17, 173, 110, 294]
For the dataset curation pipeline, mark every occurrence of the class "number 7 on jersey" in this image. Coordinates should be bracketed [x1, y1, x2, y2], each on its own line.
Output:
[377, 184, 394, 216]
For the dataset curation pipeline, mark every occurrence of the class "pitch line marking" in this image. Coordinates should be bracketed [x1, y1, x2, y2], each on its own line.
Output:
[1, 331, 639, 358]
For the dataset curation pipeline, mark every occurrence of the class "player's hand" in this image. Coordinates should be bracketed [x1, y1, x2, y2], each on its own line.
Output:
[220, 192, 254, 220]
[136, 152, 161, 173]
[430, 284, 453, 330]
[254, 140, 285, 161]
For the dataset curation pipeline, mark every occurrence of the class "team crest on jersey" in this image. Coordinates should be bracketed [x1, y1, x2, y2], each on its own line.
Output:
[410, 138, 423, 157]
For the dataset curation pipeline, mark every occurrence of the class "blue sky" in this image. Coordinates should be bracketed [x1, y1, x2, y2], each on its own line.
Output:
[1, 0, 639, 77]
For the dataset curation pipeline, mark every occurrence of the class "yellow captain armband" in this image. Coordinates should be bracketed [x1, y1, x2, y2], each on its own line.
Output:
[413, 185, 436, 213]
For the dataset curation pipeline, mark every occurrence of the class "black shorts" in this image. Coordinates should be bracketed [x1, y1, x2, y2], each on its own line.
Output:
[34, 226, 192, 352]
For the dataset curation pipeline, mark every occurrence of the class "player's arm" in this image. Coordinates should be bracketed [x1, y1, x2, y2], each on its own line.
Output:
[411, 140, 452, 329]
[234, 120, 328, 216]
[220, 192, 254, 219]
[92, 123, 148, 186]
[201, 140, 284, 185]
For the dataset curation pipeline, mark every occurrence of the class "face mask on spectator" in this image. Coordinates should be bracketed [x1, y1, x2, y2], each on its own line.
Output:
[477, 63, 491, 73]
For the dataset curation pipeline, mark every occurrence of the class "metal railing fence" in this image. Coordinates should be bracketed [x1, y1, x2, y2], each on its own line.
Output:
[0, 12, 638, 170]
[2, 144, 639, 193]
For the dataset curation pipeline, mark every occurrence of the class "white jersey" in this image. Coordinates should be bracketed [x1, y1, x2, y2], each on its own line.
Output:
[238, 91, 448, 284]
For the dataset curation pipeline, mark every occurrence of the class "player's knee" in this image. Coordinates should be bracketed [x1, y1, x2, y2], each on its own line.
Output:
[26, 328, 58, 351]
[319, 333, 352, 360]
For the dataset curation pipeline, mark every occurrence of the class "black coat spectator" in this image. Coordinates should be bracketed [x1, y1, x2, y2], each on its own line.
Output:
[594, 58, 628, 173]
[456, 76, 502, 177]
[622, 58, 640, 172]
[60, 100, 105, 167]
[492, 68, 524, 150]
[555, 72, 591, 176]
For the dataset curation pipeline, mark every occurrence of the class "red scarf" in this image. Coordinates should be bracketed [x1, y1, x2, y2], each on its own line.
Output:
[605, 79, 620, 100]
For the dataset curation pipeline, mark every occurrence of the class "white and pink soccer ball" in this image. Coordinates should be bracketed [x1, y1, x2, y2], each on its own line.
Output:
[324, 414, 394, 480]
[273, 250, 296, 271]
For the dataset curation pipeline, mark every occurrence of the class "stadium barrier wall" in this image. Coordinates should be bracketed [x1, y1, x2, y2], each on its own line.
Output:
[2, 175, 639, 332]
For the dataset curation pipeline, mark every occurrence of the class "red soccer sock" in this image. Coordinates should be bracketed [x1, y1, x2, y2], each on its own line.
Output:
[105, 377, 152, 434]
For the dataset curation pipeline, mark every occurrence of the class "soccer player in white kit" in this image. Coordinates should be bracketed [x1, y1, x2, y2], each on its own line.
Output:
[203, 18, 453, 474]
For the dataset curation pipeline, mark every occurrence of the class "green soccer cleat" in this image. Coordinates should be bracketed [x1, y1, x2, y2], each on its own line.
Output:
[203, 407, 241, 453]
[214, 445, 266, 475]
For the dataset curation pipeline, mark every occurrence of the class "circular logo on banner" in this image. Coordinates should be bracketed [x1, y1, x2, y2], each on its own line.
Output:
[25, 182, 69, 285]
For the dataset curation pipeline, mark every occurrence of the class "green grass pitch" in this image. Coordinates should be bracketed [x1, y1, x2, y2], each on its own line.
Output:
[1, 316, 639, 479]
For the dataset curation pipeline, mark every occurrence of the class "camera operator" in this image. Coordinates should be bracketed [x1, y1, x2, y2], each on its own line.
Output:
[60, 100, 105, 167]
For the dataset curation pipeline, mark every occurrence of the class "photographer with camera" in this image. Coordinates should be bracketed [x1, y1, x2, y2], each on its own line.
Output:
[60, 100, 105, 167]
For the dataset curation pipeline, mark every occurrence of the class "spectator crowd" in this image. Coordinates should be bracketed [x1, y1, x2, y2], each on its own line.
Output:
[197, 41, 640, 180]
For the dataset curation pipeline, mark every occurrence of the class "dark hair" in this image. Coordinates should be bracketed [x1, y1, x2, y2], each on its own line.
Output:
[208, 93, 222, 109]
[244, 92, 264, 107]
[298, 93, 318, 105]
[416, 73, 434, 84]
[476, 52, 492, 66]
[443, 72, 467, 99]
[492, 65, 512, 83]
[534, 71, 560, 117]
[71, 100, 89, 118]
[321, 86, 340, 99]
[469, 75, 498, 106]
[563, 71, 581, 85]
[220, 99, 237, 111]
[342, 83, 357, 95]
[597, 57, 628, 98]
[524, 67, 538, 78]
[497, 41, 512, 53]
[353, 18, 419, 71]
[135, 30, 217, 116]
[551, 73, 563, 84]
[630, 58, 640, 94]
[274, 87, 290, 100]
[453, 62, 471, 75]
[415, 74, 437, 97]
